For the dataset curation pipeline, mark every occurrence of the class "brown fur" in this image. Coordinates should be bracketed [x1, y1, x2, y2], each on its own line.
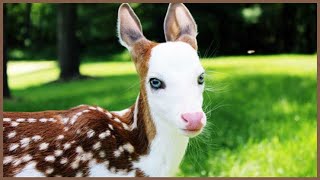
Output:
[3, 40, 158, 177]
[3, 102, 150, 177]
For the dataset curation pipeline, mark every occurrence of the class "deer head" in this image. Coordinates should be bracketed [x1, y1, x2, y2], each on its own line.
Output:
[118, 3, 206, 138]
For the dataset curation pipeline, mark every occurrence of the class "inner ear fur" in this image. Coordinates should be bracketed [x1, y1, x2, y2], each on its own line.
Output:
[118, 3, 146, 50]
[164, 3, 198, 50]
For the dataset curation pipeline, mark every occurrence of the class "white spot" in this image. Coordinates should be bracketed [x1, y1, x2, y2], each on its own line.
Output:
[4, 156, 13, 164]
[114, 118, 121, 123]
[104, 161, 110, 166]
[71, 159, 80, 169]
[3, 118, 11, 122]
[7, 131, 16, 139]
[11, 121, 19, 127]
[54, 150, 63, 157]
[9, 143, 19, 151]
[89, 106, 97, 110]
[93, 141, 101, 150]
[63, 143, 71, 150]
[64, 127, 69, 131]
[62, 117, 69, 124]
[27, 118, 37, 123]
[20, 137, 31, 148]
[88, 160, 135, 177]
[76, 129, 81, 134]
[97, 107, 104, 112]
[39, 118, 48, 123]
[76, 146, 84, 154]
[57, 135, 64, 140]
[70, 116, 78, 125]
[48, 118, 56, 122]
[99, 130, 110, 139]
[13, 158, 22, 166]
[87, 129, 95, 138]
[76, 112, 83, 116]
[114, 150, 121, 157]
[112, 108, 130, 116]
[45, 168, 54, 174]
[122, 123, 130, 130]
[110, 167, 116, 173]
[39, 142, 49, 150]
[60, 157, 68, 164]
[22, 154, 33, 162]
[105, 112, 113, 119]
[80, 152, 93, 162]
[99, 151, 106, 158]
[32, 135, 42, 142]
[16, 118, 25, 122]
[83, 109, 90, 113]
[45, 155, 55, 162]
[123, 143, 135, 153]
[108, 124, 114, 130]
[76, 171, 83, 177]
[119, 146, 124, 152]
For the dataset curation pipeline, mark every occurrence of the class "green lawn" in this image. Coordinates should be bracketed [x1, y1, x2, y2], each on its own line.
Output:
[4, 54, 317, 177]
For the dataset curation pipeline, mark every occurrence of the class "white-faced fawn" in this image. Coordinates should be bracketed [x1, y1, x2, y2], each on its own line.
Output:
[3, 3, 207, 177]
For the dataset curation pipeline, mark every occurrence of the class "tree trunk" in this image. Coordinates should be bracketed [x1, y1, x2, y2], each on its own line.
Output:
[57, 4, 81, 81]
[4, 4, 11, 98]
[24, 3, 32, 43]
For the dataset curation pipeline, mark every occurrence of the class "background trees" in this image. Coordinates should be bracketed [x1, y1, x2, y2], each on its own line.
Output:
[57, 4, 81, 80]
[3, 3, 317, 97]
[5, 3, 316, 61]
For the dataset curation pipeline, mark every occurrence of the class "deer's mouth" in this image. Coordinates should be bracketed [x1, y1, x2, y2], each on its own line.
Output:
[180, 128, 203, 137]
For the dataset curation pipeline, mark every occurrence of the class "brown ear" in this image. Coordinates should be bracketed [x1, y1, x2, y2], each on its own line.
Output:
[164, 3, 198, 50]
[117, 3, 146, 50]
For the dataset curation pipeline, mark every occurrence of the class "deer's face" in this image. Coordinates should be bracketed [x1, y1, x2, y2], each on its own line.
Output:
[146, 42, 206, 137]
[118, 3, 206, 137]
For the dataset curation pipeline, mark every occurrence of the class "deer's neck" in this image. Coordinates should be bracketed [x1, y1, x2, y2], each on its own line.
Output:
[124, 92, 189, 176]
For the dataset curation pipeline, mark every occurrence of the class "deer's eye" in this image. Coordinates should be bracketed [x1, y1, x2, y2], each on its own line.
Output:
[149, 78, 165, 89]
[198, 73, 205, 85]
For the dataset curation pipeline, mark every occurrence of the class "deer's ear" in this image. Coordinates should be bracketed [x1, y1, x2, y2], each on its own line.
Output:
[117, 3, 145, 50]
[164, 3, 198, 50]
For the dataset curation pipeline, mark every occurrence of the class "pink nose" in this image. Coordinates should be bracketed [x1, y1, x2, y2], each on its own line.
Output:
[181, 112, 204, 131]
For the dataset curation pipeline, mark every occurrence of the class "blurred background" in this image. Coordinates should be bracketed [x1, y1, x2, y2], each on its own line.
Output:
[3, 3, 317, 177]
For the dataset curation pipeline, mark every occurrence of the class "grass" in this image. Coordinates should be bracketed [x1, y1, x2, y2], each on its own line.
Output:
[4, 54, 317, 177]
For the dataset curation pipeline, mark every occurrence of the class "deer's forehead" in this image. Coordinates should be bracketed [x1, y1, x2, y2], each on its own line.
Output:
[148, 42, 203, 77]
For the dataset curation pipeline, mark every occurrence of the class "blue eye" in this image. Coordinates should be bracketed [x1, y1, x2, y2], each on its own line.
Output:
[149, 78, 164, 89]
[198, 73, 205, 85]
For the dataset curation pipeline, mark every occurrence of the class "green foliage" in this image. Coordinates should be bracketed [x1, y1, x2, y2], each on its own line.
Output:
[5, 3, 317, 60]
[4, 54, 317, 177]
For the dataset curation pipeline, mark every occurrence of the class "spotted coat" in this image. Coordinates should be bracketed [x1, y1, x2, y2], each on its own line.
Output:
[3, 104, 152, 177]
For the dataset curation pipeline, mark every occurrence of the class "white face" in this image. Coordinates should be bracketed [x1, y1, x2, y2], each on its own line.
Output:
[146, 42, 207, 138]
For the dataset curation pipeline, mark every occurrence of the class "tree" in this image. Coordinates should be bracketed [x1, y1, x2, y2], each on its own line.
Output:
[57, 3, 81, 81]
[4, 4, 11, 98]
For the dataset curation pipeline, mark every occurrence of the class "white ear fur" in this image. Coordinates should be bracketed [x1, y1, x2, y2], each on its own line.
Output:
[117, 3, 145, 51]
[164, 3, 198, 43]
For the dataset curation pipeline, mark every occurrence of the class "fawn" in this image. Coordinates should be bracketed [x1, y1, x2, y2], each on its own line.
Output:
[3, 3, 207, 177]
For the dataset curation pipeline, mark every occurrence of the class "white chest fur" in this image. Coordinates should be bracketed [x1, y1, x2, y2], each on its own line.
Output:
[133, 121, 189, 177]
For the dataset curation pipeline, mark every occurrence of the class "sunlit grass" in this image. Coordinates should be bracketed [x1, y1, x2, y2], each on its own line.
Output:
[4, 54, 317, 177]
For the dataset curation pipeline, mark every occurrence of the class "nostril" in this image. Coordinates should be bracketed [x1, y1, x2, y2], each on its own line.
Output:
[181, 114, 189, 123]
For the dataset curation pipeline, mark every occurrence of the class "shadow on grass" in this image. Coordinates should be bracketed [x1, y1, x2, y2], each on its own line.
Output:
[4, 72, 317, 177]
